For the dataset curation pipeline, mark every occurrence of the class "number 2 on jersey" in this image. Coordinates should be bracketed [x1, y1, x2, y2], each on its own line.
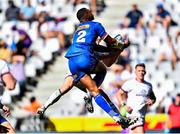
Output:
[76, 30, 86, 43]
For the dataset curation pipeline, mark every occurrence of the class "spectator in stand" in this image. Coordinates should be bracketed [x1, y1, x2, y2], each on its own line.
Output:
[36, 0, 51, 18]
[11, 25, 32, 61]
[158, 36, 178, 70]
[20, 96, 42, 114]
[20, 0, 36, 26]
[155, 3, 177, 34]
[168, 93, 180, 133]
[123, 4, 144, 29]
[11, 59, 27, 99]
[116, 47, 131, 72]
[37, 12, 66, 54]
[5, 0, 20, 21]
[0, 38, 11, 62]
[10, 25, 32, 99]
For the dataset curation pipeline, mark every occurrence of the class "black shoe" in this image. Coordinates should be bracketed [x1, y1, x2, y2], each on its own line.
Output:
[115, 116, 139, 129]
[84, 96, 94, 113]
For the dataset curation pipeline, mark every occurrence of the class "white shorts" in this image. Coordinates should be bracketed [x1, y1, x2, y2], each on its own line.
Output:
[128, 116, 145, 130]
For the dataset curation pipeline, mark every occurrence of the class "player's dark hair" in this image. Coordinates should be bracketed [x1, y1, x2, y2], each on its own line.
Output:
[135, 63, 146, 69]
[76, 8, 88, 21]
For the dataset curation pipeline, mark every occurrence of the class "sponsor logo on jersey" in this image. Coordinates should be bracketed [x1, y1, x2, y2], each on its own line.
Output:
[136, 89, 147, 97]
[77, 24, 90, 31]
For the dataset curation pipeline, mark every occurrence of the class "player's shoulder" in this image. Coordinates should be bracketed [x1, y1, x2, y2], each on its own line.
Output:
[124, 78, 135, 85]
[144, 80, 152, 88]
[90, 20, 103, 26]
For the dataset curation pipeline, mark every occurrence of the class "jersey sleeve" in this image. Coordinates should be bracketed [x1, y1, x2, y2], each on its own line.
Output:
[148, 83, 153, 94]
[121, 81, 130, 93]
[0, 61, 10, 76]
[95, 22, 107, 39]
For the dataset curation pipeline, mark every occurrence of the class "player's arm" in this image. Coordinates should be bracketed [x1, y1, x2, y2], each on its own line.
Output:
[2, 73, 16, 90]
[0, 102, 10, 117]
[116, 89, 127, 106]
[104, 34, 130, 51]
[146, 91, 156, 105]
[116, 89, 133, 114]
[96, 23, 130, 52]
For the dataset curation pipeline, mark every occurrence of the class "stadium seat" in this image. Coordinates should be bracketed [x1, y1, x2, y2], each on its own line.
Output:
[25, 63, 37, 78]
[17, 21, 29, 31]
[146, 36, 161, 49]
[45, 38, 59, 53]
[156, 61, 172, 73]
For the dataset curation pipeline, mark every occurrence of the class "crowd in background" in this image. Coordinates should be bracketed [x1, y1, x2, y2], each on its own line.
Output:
[0, 0, 106, 103]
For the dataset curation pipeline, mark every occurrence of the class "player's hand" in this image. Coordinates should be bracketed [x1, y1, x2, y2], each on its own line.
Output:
[122, 35, 131, 48]
[145, 98, 155, 106]
[114, 34, 131, 50]
[125, 105, 133, 114]
[2, 105, 10, 117]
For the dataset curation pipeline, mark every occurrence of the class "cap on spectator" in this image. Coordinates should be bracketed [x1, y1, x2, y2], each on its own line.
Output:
[157, 3, 163, 9]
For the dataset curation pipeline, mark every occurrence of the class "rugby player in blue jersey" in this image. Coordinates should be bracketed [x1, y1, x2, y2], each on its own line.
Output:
[37, 8, 138, 128]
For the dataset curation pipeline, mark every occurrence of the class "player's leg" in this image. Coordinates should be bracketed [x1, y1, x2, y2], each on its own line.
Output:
[75, 82, 94, 113]
[79, 74, 138, 128]
[68, 56, 121, 120]
[37, 76, 74, 115]
[102, 49, 122, 67]
[0, 116, 15, 134]
[80, 74, 120, 117]
[94, 45, 122, 67]
[96, 34, 130, 67]
[71, 58, 107, 113]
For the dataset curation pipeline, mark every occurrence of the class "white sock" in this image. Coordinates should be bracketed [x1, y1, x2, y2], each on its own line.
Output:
[44, 89, 61, 109]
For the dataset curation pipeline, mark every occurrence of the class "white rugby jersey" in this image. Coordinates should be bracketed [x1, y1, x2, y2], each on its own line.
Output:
[0, 59, 10, 86]
[122, 79, 153, 117]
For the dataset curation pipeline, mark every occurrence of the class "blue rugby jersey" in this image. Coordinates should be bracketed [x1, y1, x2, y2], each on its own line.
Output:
[65, 21, 107, 58]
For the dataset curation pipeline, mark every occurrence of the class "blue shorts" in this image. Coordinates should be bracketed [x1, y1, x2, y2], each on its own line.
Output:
[0, 115, 7, 124]
[68, 54, 98, 82]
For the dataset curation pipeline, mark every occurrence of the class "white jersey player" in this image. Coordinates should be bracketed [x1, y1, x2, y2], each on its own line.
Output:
[117, 63, 156, 133]
[0, 59, 16, 133]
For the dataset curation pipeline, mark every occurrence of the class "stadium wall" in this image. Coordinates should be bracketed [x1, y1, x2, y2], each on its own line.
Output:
[48, 114, 170, 132]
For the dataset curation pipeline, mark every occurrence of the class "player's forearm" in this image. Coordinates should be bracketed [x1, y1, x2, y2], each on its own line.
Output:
[116, 90, 127, 106]
[149, 92, 156, 104]
[2, 73, 17, 90]
[103, 35, 117, 47]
